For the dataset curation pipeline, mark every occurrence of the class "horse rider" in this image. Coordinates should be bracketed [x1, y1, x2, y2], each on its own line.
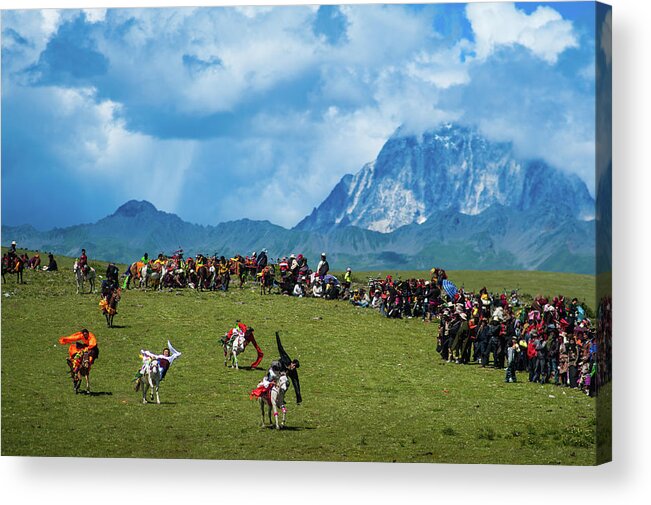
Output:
[106, 262, 119, 289]
[133, 340, 182, 390]
[78, 248, 88, 273]
[59, 329, 99, 369]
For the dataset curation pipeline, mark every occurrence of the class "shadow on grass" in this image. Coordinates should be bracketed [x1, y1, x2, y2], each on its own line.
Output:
[80, 391, 113, 396]
[108, 325, 128, 329]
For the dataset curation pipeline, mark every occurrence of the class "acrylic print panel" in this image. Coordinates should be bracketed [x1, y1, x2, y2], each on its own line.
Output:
[1, 1, 611, 465]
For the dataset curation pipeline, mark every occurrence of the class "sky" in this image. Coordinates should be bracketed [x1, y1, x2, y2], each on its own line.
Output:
[1, 2, 602, 230]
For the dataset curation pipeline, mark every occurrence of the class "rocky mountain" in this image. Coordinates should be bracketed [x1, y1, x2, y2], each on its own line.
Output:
[295, 123, 595, 233]
[1, 124, 598, 273]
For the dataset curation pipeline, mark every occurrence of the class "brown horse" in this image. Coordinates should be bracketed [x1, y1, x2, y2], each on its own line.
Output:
[195, 257, 216, 291]
[258, 265, 275, 295]
[68, 349, 93, 394]
[100, 288, 122, 327]
[125, 261, 144, 289]
[229, 255, 248, 288]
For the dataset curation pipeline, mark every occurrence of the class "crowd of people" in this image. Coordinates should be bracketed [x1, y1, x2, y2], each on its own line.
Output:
[434, 289, 605, 395]
[8, 241, 610, 397]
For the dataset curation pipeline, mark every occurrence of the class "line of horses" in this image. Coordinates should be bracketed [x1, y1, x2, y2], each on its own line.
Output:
[121, 254, 259, 292]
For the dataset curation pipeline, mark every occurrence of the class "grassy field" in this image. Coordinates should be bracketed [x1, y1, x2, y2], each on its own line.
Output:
[1, 253, 599, 464]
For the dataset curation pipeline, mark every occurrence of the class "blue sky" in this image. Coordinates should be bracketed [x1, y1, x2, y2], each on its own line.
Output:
[1, 2, 601, 230]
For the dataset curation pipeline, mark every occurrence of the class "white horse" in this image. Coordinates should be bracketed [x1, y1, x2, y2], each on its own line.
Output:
[259, 374, 289, 429]
[73, 260, 96, 294]
[138, 357, 161, 404]
[223, 330, 247, 369]
[141, 264, 162, 290]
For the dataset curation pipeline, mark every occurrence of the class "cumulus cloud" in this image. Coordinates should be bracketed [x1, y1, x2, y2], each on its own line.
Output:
[466, 2, 578, 64]
[3, 83, 196, 223]
[2, 3, 597, 229]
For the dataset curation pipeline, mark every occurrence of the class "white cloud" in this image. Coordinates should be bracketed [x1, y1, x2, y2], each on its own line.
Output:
[466, 3, 578, 64]
[2, 4, 598, 227]
[82, 8, 107, 23]
[406, 41, 472, 89]
[8, 84, 197, 214]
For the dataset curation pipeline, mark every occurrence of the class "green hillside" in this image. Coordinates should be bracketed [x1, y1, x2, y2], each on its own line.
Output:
[1, 253, 599, 464]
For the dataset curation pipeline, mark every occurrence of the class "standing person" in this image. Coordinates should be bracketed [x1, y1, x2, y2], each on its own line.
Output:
[486, 317, 501, 367]
[567, 335, 580, 388]
[532, 333, 549, 384]
[316, 253, 329, 278]
[58, 329, 99, 368]
[272, 331, 302, 404]
[342, 267, 352, 298]
[218, 256, 230, 291]
[505, 337, 520, 383]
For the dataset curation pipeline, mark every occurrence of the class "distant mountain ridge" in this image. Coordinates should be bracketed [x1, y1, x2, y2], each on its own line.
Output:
[1, 123, 597, 273]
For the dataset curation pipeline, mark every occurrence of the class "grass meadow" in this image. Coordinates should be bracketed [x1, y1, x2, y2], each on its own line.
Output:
[1, 252, 599, 464]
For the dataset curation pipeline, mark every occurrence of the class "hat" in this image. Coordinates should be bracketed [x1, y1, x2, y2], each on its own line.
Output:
[11, 240, 16, 245]
[290, 254, 295, 259]
[346, 267, 351, 271]
[321, 252, 326, 257]
[459, 313, 468, 320]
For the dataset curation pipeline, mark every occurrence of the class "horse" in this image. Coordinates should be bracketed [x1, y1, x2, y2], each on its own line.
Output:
[222, 330, 247, 369]
[74, 260, 96, 294]
[124, 261, 145, 289]
[141, 263, 162, 290]
[229, 255, 248, 288]
[258, 374, 289, 429]
[258, 265, 275, 295]
[138, 357, 161, 404]
[68, 349, 93, 394]
[196, 262, 215, 291]
[100, 287, 122, 327]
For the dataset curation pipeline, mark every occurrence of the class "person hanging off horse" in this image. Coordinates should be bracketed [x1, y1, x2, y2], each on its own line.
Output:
[223, 321, 264, 368]
[133, 340, 182, 391]
[272, 331, 302, 404]
[58, 329, 99, 373]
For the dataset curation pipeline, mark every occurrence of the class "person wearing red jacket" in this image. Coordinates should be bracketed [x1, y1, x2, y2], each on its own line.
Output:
[224, 321, 264, 369]
[59, 329, 99, 371]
